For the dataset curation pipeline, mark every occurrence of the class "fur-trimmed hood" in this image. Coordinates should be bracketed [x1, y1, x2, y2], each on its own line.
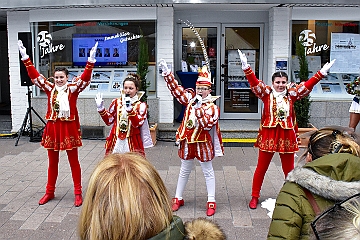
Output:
[286, 153, 360, 202]
[185, 218, 226, 240]
[268, 153, 360, 239]
[149, 216, 226, 240]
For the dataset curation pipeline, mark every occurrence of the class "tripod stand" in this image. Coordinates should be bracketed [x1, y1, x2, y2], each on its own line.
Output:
[15, 86, 46, 146]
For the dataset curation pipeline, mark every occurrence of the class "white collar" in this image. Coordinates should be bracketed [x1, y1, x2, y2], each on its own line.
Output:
[271, 86, 287, 99]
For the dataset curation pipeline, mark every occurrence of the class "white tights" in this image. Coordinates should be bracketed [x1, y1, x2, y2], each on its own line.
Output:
[175, 159, 215, 202]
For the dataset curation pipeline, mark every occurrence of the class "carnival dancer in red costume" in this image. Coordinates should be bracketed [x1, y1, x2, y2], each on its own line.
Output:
[237, 49, 336, 209]
[17, 40, 98, 207]
[158, 59, 224, 216]
[95, 73, 153, 156]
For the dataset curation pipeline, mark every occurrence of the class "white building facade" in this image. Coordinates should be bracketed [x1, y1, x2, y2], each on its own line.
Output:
[1, 1, 359, 134]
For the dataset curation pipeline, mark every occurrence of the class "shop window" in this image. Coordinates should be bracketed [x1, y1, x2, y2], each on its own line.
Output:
[181, 27, 217, 92]
[292, 20, 360, 98]
[30, 20, 156, 96]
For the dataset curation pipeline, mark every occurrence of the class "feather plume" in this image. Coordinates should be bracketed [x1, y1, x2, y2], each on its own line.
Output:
[180, 19, 211, 82]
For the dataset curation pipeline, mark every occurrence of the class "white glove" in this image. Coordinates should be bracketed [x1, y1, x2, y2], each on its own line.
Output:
[193, 95, 202, 109]
[124, 96, 132, 112]
[125, 105, 133, 112]
[18, 40, 29, 60]
[320, 59, 336, 76]
[238, 49, 249, 70]
[88, 42, 98, 63]
[158, 59, 170, 76]
[95, 93, 104, 111]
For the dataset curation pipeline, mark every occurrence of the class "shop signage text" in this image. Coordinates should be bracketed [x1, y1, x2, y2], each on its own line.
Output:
[104, 32, 142, 43]
[299, 30, 329, 55]
[315, 21, 359, 27]
[37, 31, 65, 58]
[55, 22, 129, 27]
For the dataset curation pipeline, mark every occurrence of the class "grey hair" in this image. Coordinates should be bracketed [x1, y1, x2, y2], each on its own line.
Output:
[311, 196, 360, 240]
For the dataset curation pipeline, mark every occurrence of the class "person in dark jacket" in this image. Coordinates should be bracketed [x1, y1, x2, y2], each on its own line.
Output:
[79, 152, 226, 240]
[267, 126, 360, 240]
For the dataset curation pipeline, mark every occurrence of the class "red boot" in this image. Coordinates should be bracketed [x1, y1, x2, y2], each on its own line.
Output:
[206, 202, 216, 216]
[172, 198, 184, 211]
[39, 193, 55, 205]
[74, 194, 82, 207]
[249, 197, 259, 209]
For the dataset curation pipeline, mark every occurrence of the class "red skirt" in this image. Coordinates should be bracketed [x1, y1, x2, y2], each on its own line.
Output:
[41, 119, 82, 151]
[254, 124, 298, 153]
[128, 133, 145, 156]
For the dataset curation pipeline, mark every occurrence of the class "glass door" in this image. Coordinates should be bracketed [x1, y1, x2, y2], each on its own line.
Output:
[181, 26, 218, 93]
[220, 25, 263, 119]
[179, 26, 219, 121]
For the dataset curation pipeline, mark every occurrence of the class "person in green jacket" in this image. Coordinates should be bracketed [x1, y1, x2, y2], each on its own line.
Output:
[268, 126, 360, 240]
[78, 152, 226, 240]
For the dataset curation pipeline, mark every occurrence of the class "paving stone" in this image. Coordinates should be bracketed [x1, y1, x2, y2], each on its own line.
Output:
[0, 138, 287, 239]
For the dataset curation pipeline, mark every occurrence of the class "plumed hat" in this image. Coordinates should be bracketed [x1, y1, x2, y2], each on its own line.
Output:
[181, 19, 212, 87]
[196, 65, 212, 87]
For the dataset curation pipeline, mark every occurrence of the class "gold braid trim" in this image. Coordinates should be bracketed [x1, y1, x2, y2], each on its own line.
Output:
[99, 109, 106, 116]
[85, 62, 95, 70]
[23, 58, 33, 68]
[244, 67, 253, 76]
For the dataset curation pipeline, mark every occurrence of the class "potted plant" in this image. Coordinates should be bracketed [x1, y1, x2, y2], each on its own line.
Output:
[137, 29, 157, 145]
[294, 38, 317, 147]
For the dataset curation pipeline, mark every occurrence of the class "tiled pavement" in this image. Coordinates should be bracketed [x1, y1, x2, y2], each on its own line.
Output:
[0, 137, 300, 239]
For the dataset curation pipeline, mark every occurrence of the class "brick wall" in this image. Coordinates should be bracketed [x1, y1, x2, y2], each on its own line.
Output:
[8, 11, 30, 132]
[156, 7, 174, 125]
[268, 7, 292, 84]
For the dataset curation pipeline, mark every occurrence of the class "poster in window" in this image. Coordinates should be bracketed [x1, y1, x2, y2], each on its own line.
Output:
[90, 70, 111, 92]
[228, 81, 250, 89]
[320, 82, 342, 94]
[228, 49, 256, 77]
[330, 33, 360, 73]
[275, 57, 288, 74]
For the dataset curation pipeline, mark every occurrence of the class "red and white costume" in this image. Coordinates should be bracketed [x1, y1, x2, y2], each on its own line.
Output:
[163, 72, 224, 160]
[243, 66, 324, 198]
[22, 58, 95, 196]
[98, 91, 153, 156]
[162, 70, 223, 207]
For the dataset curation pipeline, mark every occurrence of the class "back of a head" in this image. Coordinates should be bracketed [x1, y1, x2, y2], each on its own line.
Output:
[311, 194, 360, 240]
[78, 152, 173, 240]
[305, 127, 360, 161]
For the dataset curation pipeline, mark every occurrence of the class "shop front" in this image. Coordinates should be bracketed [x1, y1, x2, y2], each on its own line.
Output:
[4, 3, 360, 135]
[7, 7, 164, 134]
[291, 7, 360, 128]
[174, 7, 269, 120]
[29, 20, 156, 98]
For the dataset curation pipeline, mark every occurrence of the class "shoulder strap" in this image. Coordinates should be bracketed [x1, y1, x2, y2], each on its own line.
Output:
[303, 188, 321, 215]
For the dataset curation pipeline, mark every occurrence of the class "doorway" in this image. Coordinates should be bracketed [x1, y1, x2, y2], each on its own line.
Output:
[180, 24, 263, 120]
[220, 25, 263, 119]
[0, 26, 11, 133]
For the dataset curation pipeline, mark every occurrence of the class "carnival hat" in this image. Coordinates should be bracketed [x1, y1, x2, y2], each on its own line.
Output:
[196, 65, 212, 87]
[181, 19, 212, 87]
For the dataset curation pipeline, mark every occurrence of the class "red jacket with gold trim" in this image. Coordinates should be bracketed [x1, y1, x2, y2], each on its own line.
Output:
[98, 97, 147, 155]
[22, 58, 94, 121]
[163, 72, 224, 155]
[244, 67, 324, 129]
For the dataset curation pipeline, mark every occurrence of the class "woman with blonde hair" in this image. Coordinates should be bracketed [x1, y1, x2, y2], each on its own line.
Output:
[79, 152, 226, 240]
[268, 126, 360, 239]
